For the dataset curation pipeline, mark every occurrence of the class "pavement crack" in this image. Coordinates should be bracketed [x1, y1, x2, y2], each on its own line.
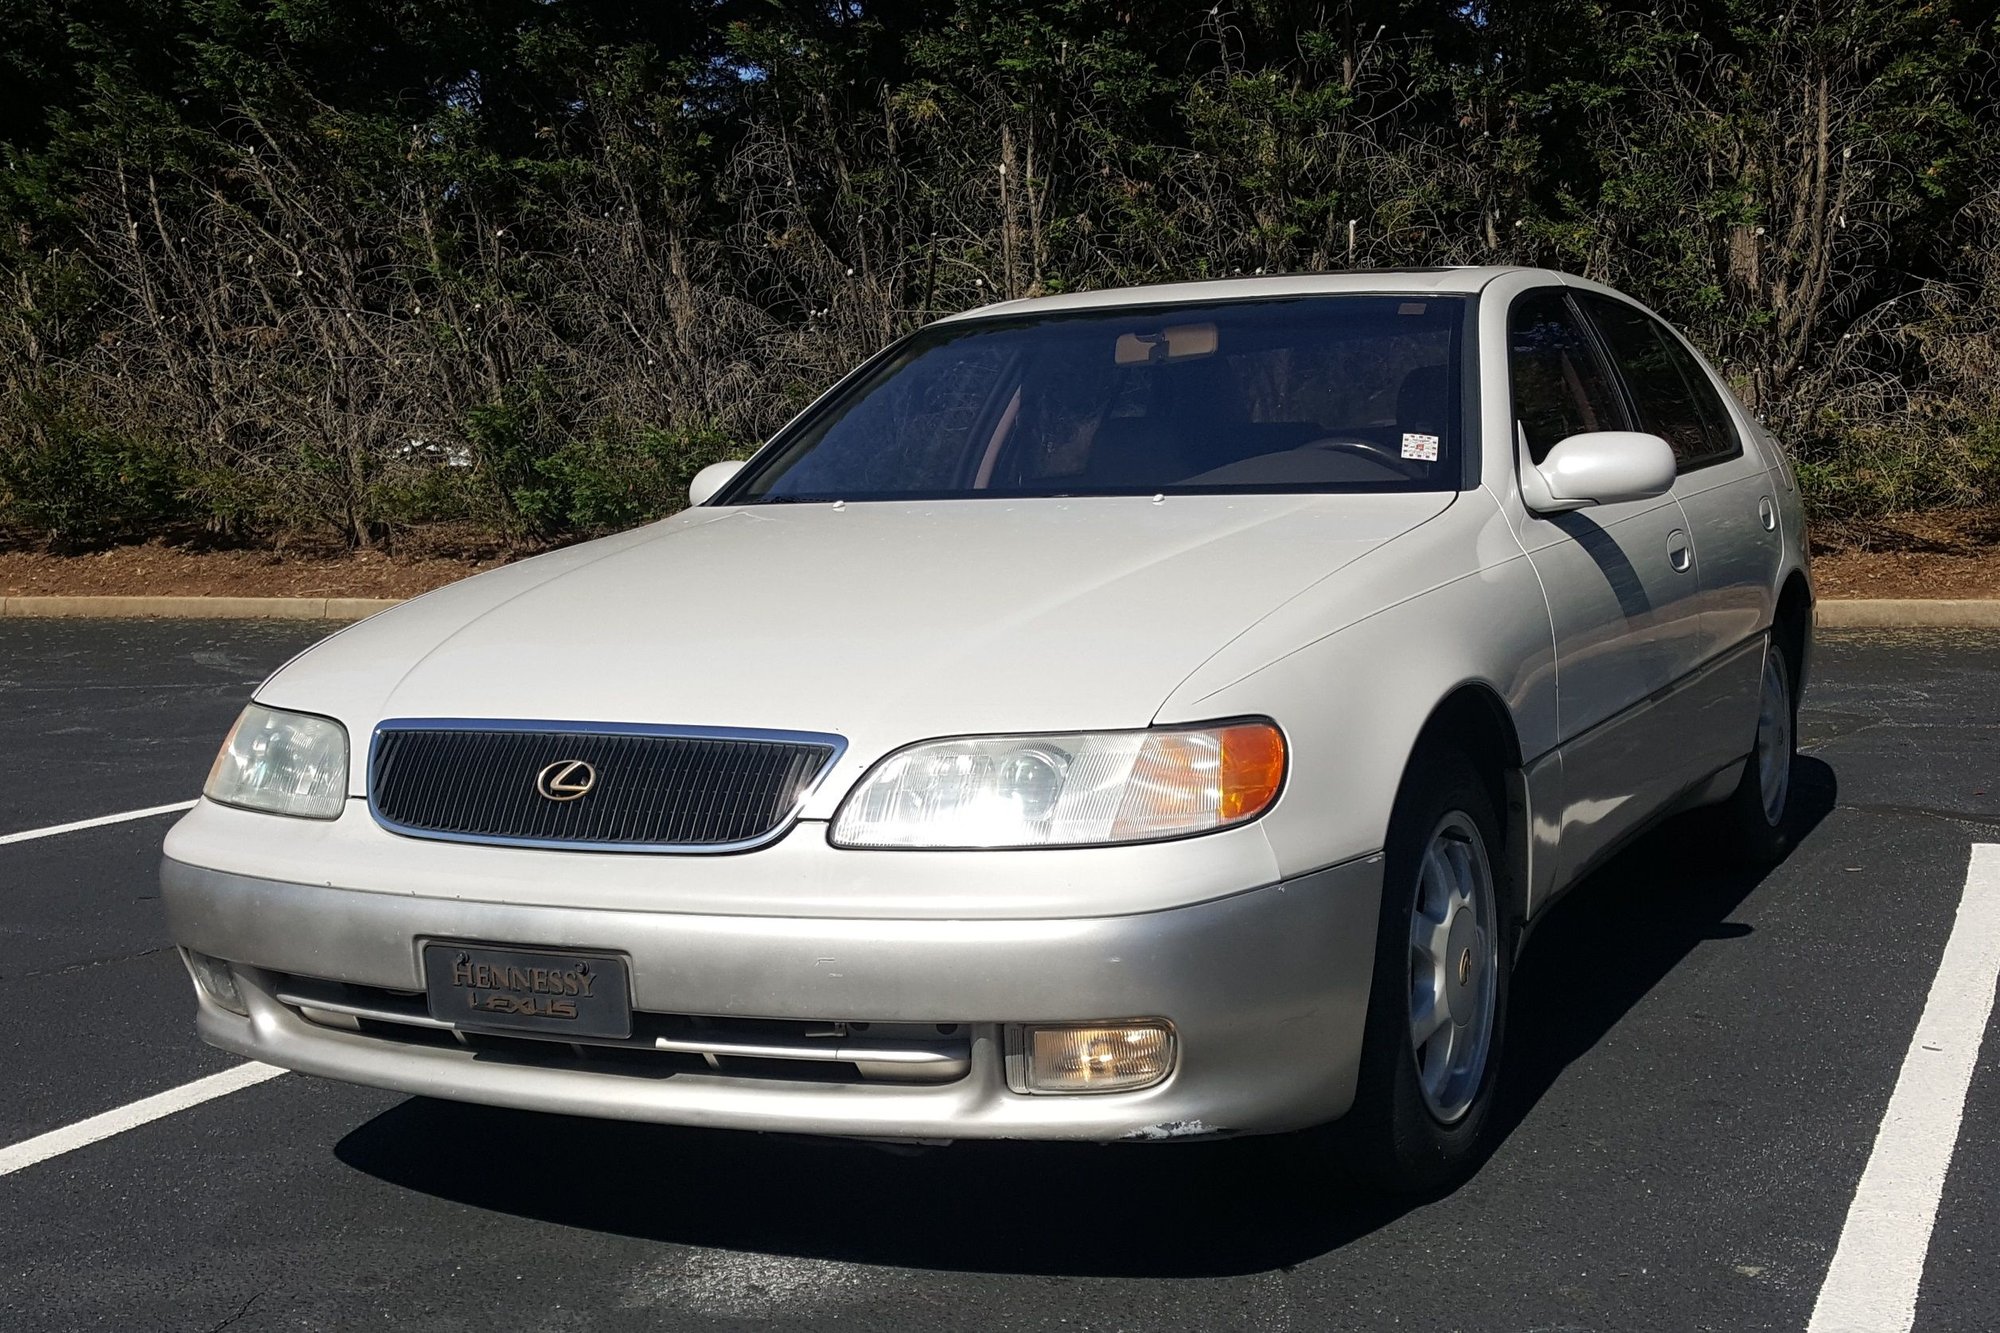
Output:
[1836, 801, 2000, 831]
[203, 1291, 263, 1333]
[5, 945, 167, 982]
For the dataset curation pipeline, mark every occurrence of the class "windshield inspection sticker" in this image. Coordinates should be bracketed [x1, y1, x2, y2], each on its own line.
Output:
[1401, 432, 1440, 461]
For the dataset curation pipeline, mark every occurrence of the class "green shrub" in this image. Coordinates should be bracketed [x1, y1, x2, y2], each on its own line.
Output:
[511, 423, 740, 537]
[1792, 408, 2000, 520]
[0, 392, 190, 549]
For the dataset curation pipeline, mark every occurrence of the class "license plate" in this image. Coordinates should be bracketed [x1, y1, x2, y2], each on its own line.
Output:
[423, 943, 632, 1040]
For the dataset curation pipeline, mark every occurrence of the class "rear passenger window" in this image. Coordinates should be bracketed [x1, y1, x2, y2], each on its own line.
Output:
[1579, 295, 1741, 470]
[1507, 290, 1626, 463]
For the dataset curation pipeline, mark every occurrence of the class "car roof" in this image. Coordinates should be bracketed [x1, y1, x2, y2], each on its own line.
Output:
[932, 266, 1558, 324]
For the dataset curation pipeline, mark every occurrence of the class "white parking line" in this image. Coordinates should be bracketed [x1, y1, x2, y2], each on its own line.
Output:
[0, 800, 196, 847]
[0, 1062, 284, 1178]
[1808, 843, 2000, 1333]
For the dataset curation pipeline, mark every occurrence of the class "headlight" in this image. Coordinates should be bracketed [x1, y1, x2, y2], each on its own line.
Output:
[204, 704, 349, 820]
[830, 721, 1285, 849]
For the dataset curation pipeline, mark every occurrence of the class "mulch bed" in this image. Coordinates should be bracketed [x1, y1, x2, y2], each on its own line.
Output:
[1807, 508, 2000, 600]
[0, 535, 516, 599]
[6, 509, 2000, 601]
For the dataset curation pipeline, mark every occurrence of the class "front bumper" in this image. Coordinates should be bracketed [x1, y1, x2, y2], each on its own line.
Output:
[161, 855, 1383, 1142]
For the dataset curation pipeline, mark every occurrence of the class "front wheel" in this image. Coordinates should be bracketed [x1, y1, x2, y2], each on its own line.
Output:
[1716, 638, 1798, 864]
[1343, 748, 1511, 1194]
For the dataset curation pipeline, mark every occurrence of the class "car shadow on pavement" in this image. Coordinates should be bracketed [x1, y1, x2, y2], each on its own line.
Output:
[334, 756, 1836, 1279]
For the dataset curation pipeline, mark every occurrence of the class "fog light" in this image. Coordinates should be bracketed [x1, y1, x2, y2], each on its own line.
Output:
[1018, 1022, 1175, 1093]
[181, 949, 248, 1016]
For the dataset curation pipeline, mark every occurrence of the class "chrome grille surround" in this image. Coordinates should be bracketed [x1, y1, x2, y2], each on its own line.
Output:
[366, 719, 846, 853]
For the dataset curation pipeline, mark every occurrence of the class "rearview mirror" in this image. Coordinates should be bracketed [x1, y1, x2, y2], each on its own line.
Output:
[1114, 322, 1218, 365]
[1526, 432, 1676, 512]
[688, 459, 746, 507]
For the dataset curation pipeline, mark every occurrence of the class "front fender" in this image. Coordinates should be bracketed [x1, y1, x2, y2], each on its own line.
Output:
[1154, 499, 1554, 882]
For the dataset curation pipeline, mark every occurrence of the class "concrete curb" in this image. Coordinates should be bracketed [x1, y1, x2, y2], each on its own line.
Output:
[1, 594, 1998, 627]
[1814, 600, 2000, 629]
[0, 595, 403, 620]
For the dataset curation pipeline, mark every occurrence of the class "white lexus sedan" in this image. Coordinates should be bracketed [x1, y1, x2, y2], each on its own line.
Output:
[165, 267, 1810, 1190]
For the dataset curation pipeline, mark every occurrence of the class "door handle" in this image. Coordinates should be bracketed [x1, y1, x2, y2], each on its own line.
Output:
[1666, 529, 1693, 573]
[1758, 496, 1777, 531]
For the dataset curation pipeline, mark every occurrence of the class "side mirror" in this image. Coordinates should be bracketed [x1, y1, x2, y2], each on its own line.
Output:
[687, 459, 746, 508]
[1525, 432, 1676, 512]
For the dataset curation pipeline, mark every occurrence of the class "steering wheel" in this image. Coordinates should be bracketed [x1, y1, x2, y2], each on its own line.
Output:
[1299, 436, 1431, 478]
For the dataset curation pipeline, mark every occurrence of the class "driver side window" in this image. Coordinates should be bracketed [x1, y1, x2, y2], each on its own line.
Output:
[1507, 289, 1626, 463]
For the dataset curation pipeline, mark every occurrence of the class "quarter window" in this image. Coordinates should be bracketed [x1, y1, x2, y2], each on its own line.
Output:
[1578, 295, 1741, 470]
[1506, 289, 1625, 464]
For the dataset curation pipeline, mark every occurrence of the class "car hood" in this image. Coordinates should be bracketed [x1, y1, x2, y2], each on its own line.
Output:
[261, 493, 1453, 798]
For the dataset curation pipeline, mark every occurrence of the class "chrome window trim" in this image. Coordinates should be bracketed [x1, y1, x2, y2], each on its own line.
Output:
[365, 717, 849, 855]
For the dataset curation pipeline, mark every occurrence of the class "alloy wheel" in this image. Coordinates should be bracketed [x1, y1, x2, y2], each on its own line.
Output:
[1407, 811, 1499, 1124]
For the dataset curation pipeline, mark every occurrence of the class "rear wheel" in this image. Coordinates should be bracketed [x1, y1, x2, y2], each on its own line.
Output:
[1716, 638, 1797, 863]
[1344, 748, 1511, 1193]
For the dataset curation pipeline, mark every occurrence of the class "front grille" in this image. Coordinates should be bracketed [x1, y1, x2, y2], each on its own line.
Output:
[368, 721, 843, 852]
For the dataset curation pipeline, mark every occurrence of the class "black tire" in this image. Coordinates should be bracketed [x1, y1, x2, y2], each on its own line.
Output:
[1341, 746, 1513, 1195]
[1715, 636, 1798, 865]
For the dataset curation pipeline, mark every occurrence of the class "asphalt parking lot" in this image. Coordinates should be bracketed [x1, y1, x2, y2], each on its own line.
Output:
[2, 620, 1997, 1332]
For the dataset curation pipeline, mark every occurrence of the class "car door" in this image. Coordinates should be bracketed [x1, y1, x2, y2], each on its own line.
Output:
[1504, 287, 1710, 883]
[1573, 292, 1773, 774]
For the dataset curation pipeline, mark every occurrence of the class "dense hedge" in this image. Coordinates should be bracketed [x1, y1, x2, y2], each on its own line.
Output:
[2, 0, 1997, 549]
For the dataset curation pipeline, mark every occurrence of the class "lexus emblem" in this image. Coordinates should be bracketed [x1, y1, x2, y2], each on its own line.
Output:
[535, 759, 597, 802]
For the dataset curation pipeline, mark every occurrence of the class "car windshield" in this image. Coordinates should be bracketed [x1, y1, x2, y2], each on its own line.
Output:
[725, 295, 1466, 503]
